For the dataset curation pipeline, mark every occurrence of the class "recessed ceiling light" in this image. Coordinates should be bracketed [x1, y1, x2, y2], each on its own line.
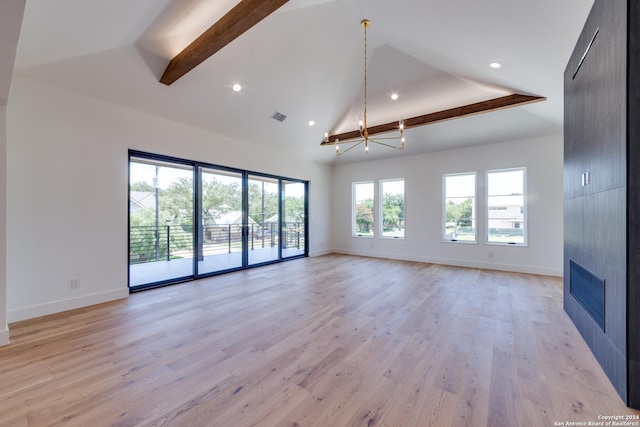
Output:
[391, 93, 399, 101]
[232, 83, 242, 92]
[489, 62, 502, 69]
[308, 121, 316, 127]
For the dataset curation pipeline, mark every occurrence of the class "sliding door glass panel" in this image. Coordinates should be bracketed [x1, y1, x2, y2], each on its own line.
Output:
[283, 180, 306, 258]
[129, 158, 194, 287]
[248, 175, 279, 265]
[198, 167, 244, 275]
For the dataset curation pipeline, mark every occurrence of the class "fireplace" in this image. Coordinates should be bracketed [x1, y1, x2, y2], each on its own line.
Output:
[569, 259, 605, 330]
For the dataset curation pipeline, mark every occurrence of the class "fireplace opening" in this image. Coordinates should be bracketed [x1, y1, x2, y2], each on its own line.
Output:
[570, 259, 605, 330]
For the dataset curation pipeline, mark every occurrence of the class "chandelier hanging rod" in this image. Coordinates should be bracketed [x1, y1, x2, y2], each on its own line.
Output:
[323, 18, 405, 157]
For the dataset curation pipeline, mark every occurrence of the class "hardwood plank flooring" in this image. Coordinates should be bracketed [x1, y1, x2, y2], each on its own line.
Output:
[0, 254, 638, 426]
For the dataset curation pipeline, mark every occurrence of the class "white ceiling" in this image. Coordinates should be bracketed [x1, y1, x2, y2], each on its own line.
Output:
[12, 0, 594, 164]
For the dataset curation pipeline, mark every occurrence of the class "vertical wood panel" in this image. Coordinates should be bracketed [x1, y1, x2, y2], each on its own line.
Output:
[627, 0, 640, 409]
[564, 0, 632, 406]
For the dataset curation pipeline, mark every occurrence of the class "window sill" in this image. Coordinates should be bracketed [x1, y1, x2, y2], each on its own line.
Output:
[486, 241, 528, 247]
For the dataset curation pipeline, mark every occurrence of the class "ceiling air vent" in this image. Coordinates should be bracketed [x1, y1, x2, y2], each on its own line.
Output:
[271, 111, 287, 122]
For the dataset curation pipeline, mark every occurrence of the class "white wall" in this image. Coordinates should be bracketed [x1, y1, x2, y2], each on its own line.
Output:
[0, 106, 7, 344]
[6, 77, 332, 322]
[332, 135, 564, 276]
[0, 0, 27, 346]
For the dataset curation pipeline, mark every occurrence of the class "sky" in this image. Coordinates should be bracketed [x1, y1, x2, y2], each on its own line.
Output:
[354, 179, 404, 201]
[130, 160, 305, 197]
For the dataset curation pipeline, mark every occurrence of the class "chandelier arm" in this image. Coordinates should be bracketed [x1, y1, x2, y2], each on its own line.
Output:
[369, 139, 405, 149]
[369, 136, 406, 141]
[337, 139, 365, 156]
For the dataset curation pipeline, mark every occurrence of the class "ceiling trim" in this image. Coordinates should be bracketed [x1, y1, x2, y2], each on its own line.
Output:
[321, 94, 546, 145]
[160, 0, 290, 85]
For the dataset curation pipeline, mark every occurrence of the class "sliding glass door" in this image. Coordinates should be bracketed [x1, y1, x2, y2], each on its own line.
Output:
[283, 180, 307, 259]
[129, 157, 194, 287]
[197, 167, 244, 275]
[129, 151, 308, 290]
[248, 175, 280, 266]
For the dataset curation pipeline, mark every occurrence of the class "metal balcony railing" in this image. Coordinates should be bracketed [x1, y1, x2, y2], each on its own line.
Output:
[129, 222, 305, 265]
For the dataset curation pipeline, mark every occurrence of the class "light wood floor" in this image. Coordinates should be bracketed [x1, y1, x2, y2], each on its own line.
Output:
[1, 255, 638, 426]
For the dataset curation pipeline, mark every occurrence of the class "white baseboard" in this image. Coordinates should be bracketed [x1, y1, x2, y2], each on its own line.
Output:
[309, 248, 333, 257]
[7, 288, 129, 323]
[0, 326, 9, 346]
[332, 249, 563, 277]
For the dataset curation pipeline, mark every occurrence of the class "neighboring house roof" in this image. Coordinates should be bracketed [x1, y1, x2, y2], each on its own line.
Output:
[214, 211, 257, 225]
[130, 191, 155, 211]
[266, 214, 301, 223]
[266, 214, 278, 223]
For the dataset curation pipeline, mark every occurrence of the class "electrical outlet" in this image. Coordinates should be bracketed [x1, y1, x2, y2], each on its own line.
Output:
[70, 279, 80, 289]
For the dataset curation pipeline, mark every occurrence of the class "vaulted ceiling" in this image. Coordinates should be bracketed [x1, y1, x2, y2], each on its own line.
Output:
[12, 0, 594, 164]
[0, 0, 25, 106]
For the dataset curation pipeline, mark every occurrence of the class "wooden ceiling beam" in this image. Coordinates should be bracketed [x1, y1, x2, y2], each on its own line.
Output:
[320, 94, 546, 145]
[160, 0, 289, 85]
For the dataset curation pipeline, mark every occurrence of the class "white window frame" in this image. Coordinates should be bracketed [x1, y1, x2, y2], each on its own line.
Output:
[486, 167, 527, 246]
[379, 178, 405, 240]
[352, 181, 375, 238]
[442, 172, 477, 244]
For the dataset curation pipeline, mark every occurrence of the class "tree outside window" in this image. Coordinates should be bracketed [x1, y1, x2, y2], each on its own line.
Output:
[443, 173, 476, 242]
[353, 182, 374, 236]
[380, 179, 405, 238]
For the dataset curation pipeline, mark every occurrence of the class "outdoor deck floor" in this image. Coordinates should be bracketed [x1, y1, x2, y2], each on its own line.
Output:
[129, 246, 304, 287]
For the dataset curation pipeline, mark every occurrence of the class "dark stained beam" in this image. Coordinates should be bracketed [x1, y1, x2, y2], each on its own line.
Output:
[160, 0, 289, 85]
[321, 94, 546, 145]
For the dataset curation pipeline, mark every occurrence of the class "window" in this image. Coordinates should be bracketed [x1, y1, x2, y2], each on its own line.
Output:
[380, 179, 405, 239]
[443, 173, 476, 242]
[487, 168, 526, 245]
[352, 182, 374, 237]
